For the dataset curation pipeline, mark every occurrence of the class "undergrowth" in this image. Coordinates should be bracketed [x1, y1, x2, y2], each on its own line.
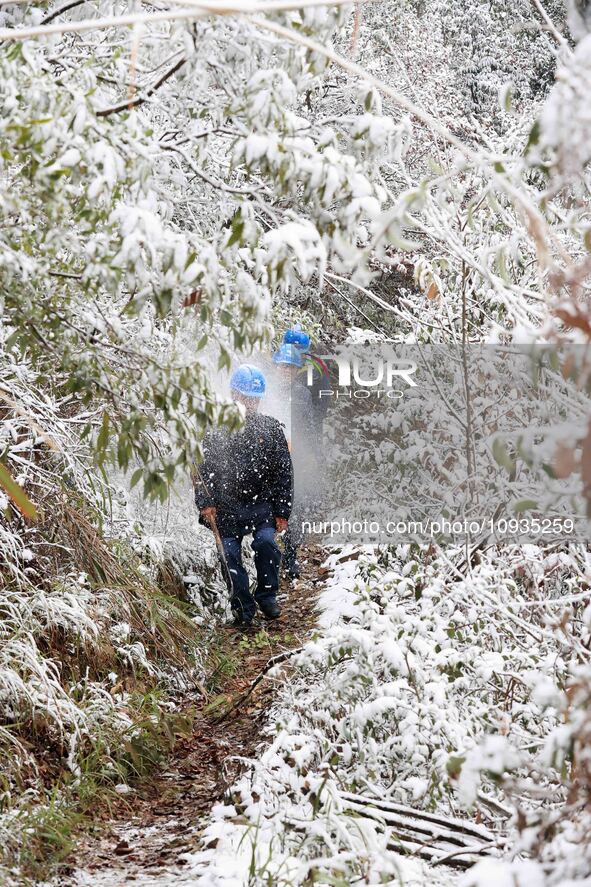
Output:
[1, 692, 196, 885]
[0, 482, 205, 884]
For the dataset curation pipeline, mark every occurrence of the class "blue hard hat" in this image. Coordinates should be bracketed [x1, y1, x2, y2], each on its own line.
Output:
[283, 326, 310, 350]
[273, 343, 303, 368]
[230, 364, 266, 398]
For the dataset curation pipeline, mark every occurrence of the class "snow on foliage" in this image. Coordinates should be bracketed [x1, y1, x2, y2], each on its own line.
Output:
[1, 0, 389, 874]
[2, 0, 591, 882]
[188, 546, 590, 886]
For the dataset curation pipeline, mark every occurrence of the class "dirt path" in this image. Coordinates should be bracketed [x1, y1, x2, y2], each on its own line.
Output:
[58, 548, 325, 885]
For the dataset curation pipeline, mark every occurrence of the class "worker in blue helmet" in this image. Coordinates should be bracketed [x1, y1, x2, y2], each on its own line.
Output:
[271, 340, 320, 580]
[283, 325, 310, 350]
[194, 364, 293, 627]
[273, 342, 303, 369]
[282, 325, 329, 438]
[229, 363, 267, 398]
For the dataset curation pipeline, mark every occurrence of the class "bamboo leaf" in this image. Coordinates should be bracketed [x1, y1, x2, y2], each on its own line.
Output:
[0, 462, 38, 520]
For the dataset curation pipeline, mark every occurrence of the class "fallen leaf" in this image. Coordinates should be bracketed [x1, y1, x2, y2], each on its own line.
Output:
[555, 304, 591, 338]
[182, 289, 202, 308]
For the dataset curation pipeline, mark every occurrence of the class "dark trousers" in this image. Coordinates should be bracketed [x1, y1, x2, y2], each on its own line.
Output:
[221, 526, 280, 622]
[283, 500, 306, 574]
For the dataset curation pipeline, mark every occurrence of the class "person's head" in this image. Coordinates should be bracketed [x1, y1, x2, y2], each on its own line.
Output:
[272, 343, 302, 379]
[283, 325, 310, 351]
[230, 364, 266, 413]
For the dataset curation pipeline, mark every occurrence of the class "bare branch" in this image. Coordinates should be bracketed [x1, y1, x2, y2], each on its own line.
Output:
[97, 54, 187, 117]
[215, 647, 303, 721]
[530, 0, 568, 47]
[42, 0, 91, 26]
[162, 142, 271, 196]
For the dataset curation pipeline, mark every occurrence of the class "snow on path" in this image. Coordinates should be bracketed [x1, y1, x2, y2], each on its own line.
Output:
[60, 548, 462, 887]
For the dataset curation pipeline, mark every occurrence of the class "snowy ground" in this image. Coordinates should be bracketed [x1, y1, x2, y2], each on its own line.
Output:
[49, 538, 591, 887]
[60, 547, 470, 887]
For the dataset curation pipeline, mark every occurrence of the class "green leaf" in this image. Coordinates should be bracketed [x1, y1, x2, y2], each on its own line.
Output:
[130, 468, 143, 489]
[117, 432, 133, 470]
[97, 412, 110, 455]
[184, 250, 197, 270]
[492, 438, 513, 472]
[4, 329, 22, 351]
[446, 754, 465, 778]
[514, 499, 537, 513]
[226, 211, 244, 247]
[218, 350, 231, 371]
[525, 119, 540, 153]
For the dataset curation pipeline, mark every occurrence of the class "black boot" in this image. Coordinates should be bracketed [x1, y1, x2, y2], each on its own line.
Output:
[223, 618, 253, 630]
[223, 607, 253, 629]
[259, 600, 281, 620]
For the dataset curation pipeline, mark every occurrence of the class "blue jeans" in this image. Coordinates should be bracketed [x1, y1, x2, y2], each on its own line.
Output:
[221, 526, 281, 622]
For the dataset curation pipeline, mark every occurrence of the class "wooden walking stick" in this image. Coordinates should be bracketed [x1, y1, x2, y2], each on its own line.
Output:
[210, 513, 234, 592]
[192, 465, 234, 595]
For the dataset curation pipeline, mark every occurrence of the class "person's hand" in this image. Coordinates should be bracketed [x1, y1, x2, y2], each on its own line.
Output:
[201, 506, 217, 527]
[275, 516, 288, 534]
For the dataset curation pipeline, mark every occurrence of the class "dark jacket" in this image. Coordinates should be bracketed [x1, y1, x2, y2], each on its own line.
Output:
[194, 413, 293, 535]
